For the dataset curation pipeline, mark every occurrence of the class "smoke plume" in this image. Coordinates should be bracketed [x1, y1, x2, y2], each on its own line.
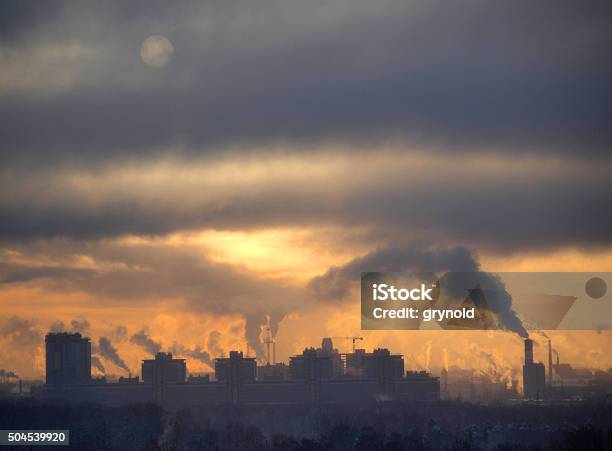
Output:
[91, 356, 106, 374]
[309, 243, 528, 337]
[309, 244, 478, 300]
[70, 319, 90, 334]
[206, 331, 224, 357]
[49, 321, 65, 333]
[97, 337, 129, 373]
[170, 343, 212, 367]
[130, 330, 162, 356]
[48, 319, 91, 335]
[245, 313, 267, 361]
[439, 272, 528, 338]
[112, 325, 127, 340]
[0, 369, 18, 378]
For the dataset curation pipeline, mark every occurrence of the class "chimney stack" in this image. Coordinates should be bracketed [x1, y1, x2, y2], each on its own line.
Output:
[524, 339, 533, 365]
[548, 339, 553, 387]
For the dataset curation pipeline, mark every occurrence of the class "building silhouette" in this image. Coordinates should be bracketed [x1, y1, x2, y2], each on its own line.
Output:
[257, 363, 291, 381]
[45, 333, 91, 386]
[215, 351, 256, 403]
[523, 338, 546, 399]
[142, 352, 186, 384]
[41, 334, 439, 407]
[290, 348, 333, 381]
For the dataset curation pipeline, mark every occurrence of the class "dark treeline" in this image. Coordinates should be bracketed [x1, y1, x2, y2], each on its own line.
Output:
[0, 400, 610, 450]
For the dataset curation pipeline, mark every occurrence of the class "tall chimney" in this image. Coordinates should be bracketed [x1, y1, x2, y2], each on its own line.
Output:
[524, 339, 533, 365]
[548, 340, 553, 387]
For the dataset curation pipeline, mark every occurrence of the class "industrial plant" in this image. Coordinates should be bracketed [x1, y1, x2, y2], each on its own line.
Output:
[2, 333, 600, 408]
[520, 337, 611, 402]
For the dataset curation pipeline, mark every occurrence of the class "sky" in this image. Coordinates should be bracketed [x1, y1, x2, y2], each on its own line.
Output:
[1, 0, 611, 380]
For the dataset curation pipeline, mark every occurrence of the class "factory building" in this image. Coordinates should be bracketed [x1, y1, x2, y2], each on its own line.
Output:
[547, 340, 612, 400]
[522, 339, 546, 399]
[440, 367, 519, 401]
[45, 333, 91, 386]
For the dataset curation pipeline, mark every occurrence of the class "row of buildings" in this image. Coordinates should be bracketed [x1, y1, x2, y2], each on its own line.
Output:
[42, 333, 439, 407]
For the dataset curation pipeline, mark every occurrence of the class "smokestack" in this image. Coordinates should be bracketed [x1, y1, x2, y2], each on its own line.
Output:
[524, 339, 533, 365]
[548, 339, 553, 387]
[273, 341, 276, 365]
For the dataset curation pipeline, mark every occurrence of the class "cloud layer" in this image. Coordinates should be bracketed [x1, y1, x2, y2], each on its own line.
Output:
[1, 0, 611, 167]
[1, 0, 611, 374]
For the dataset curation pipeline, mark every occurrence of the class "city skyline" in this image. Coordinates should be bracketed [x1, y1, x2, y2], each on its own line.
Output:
[1, 1, 611, 381]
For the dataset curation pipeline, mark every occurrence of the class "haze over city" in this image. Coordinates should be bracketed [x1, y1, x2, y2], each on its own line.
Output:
[1, 0, 611, 383]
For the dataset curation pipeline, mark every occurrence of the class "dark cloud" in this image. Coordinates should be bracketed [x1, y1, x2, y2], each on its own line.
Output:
[437, 272, 528, 338]
[310, 244, 528, 337]
[0, 0, 63, 41]
[0, 0, 611, 168]
[1, 159, 611, 252]
[0, 0, 611, 256]
[310, 244, 478, 300]
[1, 239, 298, 361]
[0, 265, 94, 284]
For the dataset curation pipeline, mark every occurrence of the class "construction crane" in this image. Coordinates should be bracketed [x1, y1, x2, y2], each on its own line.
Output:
[331, 336, 364, 353]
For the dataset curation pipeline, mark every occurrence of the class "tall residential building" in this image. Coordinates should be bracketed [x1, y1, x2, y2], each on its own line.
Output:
[45, 332, 91, 386]
[141, 352, 186, 385]
[346, 348, 404, 380]
[215, 351, 256, 384]
[289, 348, 333, 381]
[215, 351, 256, 403]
